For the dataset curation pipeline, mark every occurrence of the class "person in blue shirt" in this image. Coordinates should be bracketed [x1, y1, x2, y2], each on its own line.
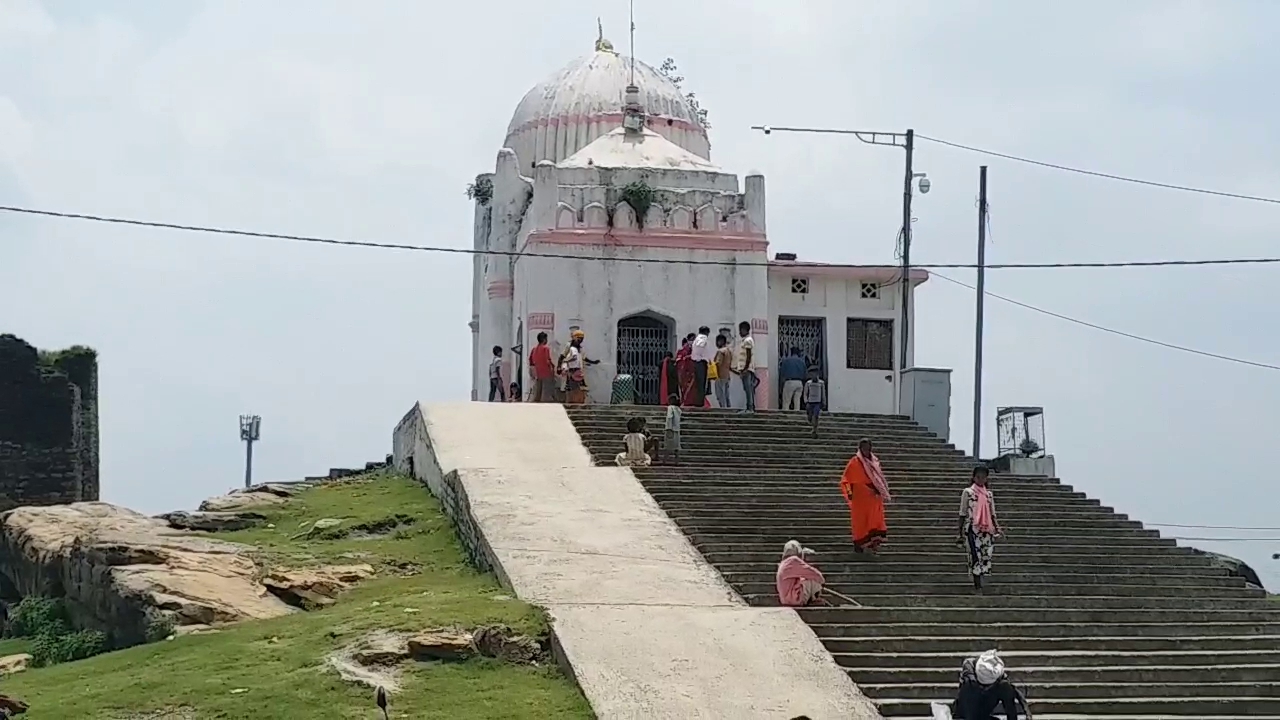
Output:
[778, 347, 807, 410]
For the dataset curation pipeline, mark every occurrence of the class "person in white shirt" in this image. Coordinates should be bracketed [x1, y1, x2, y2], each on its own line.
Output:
[732, 321, 757, 411]
[691, 326, 713, 407]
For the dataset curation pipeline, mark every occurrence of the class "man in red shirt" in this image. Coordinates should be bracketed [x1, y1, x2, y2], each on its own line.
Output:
[528, 332, 557, 402]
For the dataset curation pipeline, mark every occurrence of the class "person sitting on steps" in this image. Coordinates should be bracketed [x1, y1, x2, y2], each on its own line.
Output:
[951, 650, 1029, 720]
[776, 540, 829, 607]
[614, 416, 651, 467]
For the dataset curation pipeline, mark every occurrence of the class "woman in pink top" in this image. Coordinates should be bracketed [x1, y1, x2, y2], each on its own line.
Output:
[776, 540, 826, 607]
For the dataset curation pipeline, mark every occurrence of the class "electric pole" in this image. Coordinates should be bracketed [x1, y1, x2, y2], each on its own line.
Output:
[239, 414, 261, 488]
[749, 124, 926, 414]
[972, 166, 989, 459]
[899, 129, 915, 378]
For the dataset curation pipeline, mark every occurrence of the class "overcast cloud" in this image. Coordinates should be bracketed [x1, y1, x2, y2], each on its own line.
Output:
[2, 0, 1277, 586]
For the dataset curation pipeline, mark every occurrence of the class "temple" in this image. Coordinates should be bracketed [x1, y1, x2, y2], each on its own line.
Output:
[470, 28, 944, 423]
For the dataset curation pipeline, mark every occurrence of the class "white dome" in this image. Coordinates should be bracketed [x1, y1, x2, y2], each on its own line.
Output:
[503, 49, 711, 171]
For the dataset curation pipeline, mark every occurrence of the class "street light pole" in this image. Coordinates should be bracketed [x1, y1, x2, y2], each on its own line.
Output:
[900, 129, 915, 376]
[972, 166, 989, 460]
[750, 125, 922, 413]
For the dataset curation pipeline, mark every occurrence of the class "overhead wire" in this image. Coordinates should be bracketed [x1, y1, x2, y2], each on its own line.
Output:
[929, 272, 1280, 372]
[916, 133, 1280, 205]
[6, 203, 1280, 270]
[4, 202, 1279, 372]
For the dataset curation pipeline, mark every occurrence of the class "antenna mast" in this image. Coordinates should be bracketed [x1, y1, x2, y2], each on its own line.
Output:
[629, 0, 636, 84]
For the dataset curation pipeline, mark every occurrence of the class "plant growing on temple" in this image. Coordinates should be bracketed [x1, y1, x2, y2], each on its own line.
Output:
[465, 177, 494, 206]
[657, 58, 711, 129]
[619, 180, 655, 228]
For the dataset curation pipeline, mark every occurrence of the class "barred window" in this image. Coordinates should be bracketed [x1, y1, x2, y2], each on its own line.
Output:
[846, 318, 894, 370]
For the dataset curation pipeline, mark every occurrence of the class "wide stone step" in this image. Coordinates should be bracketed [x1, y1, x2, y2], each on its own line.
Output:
[756, 593, 1271, 609]
[798, 607, 1280, 624]
[821, 634, 1280, 654]
[638, 474, 1070, 487]
[735, 581, 1262, 599]
[674, 515, 1143, 530]
[653, 495, 1100, 508]
[717, 561, 1227, 578]
[861, 680, 1280, 700]
[834, 648, 1280, 669]
[721, 569, 1244, 588]
[686, 530, 1173, 546]
[664, 504, 1125, 519]
[711, 550, 1218, 568]
[697, 543, 1203, 560]
[640, 476, 1080, 491]
[808, 621, 1280, 638]
[846, 662, 1280, 685]
[873, 695, 1280, 717]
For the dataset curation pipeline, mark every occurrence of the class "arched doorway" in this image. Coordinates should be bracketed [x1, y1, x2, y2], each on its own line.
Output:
[617, 314, 673, 405]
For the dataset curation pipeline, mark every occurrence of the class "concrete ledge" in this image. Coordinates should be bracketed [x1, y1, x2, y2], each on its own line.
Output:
[393, 401, 880, 720]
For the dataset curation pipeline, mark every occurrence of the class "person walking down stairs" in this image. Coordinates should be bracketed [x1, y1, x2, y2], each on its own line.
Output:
[840, 439, 892, 554]
[663, 395, 683, 464]
[776, 540, 828, 607]
[958, 465, 1003, 591]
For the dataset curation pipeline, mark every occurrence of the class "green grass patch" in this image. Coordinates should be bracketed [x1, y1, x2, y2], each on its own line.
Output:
[2, 473, 594, 720]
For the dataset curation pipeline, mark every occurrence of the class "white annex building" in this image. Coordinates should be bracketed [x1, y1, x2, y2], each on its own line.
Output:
[470, 30, 950, 428]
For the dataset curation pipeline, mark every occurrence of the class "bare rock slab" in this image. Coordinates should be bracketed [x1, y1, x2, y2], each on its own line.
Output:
[159, 511, 266, 532]
[0, 502, 295, 646]
[198, 492, 287, 513]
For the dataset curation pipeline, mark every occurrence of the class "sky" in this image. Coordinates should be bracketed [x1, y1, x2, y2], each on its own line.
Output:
[2, 0, 1278, 586]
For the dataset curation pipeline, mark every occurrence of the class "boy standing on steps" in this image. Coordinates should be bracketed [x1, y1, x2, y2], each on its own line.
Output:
[802, 367, 825, 437]
[488, 346, 505, 402]
[664, 394, 683, 464]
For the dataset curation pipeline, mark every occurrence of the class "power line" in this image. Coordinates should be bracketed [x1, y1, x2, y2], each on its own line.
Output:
[5, 203, 1280, 271]
[930, 272, 1280, 372]
[6, 202, 1279, 372]
[917, 133, 1280, 206]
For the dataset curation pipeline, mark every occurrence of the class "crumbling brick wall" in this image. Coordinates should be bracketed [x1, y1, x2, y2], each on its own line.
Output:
[0, 334, 99, 510]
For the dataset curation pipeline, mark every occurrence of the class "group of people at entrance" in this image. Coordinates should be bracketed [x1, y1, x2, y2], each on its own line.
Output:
[660, 322, 758, 410]
[493, 330, 599, 405]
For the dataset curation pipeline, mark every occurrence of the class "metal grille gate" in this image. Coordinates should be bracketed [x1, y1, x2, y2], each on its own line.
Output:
[617, 317, 672, 405]
[777, 317, 827, 407]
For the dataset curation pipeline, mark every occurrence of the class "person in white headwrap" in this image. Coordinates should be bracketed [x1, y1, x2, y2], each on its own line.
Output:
[952, 649, 1028, 719]
[776, 540, 827, 607]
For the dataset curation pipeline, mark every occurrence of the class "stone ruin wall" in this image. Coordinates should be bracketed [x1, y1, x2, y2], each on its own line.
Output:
[0, 334, 99, 511]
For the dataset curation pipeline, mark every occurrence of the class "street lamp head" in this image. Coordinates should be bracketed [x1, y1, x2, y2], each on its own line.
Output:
[917, 176, 931, 194]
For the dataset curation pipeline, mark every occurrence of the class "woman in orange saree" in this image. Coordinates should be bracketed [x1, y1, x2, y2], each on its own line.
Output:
[840, 438, 892, 553]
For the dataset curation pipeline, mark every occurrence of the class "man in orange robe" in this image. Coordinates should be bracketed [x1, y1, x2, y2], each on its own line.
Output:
[840, 439, 892, 552]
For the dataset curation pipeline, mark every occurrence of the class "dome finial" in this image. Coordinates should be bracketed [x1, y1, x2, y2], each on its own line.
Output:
[595, 18, 615, 53]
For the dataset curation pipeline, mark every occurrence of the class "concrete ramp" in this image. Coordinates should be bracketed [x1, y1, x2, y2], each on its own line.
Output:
[393, 402, 880, 720]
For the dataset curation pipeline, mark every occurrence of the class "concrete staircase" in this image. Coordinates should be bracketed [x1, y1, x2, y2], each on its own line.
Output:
[566, 406, 1280, 719]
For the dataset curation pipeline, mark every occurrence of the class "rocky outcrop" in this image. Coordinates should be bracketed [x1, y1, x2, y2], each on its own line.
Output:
[329, 625, 549, 691]
[159, 511, 266, 532]
[0, 502, 295, 646]
[1194, 549, 1265, 589]
[261, 565, 375, 609]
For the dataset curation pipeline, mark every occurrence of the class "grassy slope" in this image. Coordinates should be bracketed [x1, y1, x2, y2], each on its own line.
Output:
[3, 474, 595, 720]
